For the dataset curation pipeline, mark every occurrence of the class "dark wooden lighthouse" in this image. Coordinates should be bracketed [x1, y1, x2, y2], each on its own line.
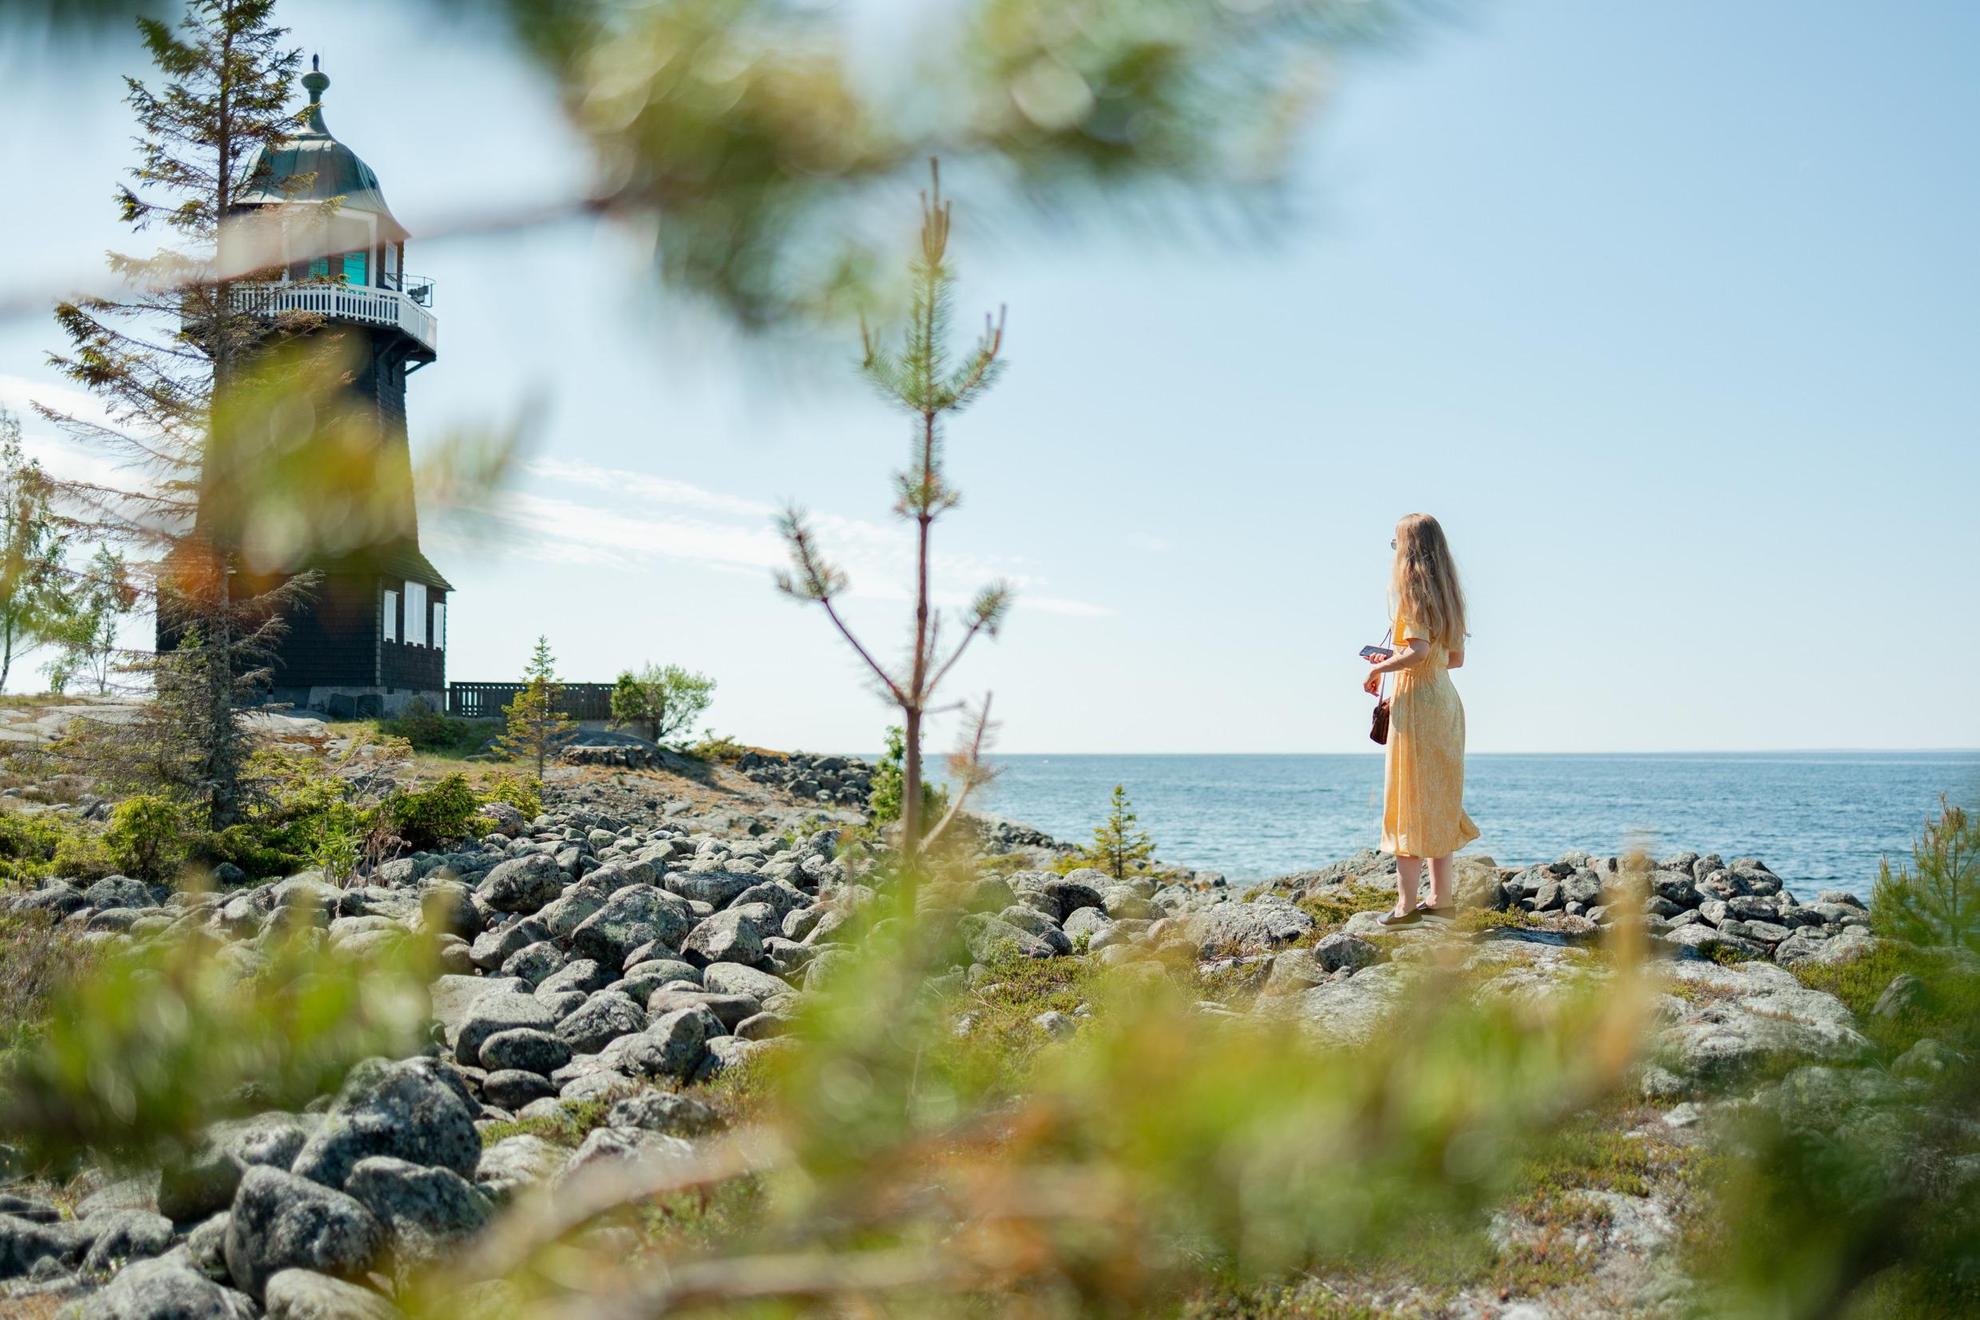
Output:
[182, 58, 451, 718]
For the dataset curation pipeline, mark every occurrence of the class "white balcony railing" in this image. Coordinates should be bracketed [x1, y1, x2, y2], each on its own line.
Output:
[235, 280, 438, 355]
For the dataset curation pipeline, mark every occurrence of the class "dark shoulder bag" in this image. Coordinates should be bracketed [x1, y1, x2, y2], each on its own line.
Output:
[1369, 626, 1393, 746]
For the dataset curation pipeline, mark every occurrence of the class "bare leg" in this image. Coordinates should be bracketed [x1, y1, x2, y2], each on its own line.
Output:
[1394, 854, 1423, 916]
[1428, 854, 1457, 909]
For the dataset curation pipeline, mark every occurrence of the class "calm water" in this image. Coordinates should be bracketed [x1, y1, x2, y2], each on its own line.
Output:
[938, 753, 1980, 900]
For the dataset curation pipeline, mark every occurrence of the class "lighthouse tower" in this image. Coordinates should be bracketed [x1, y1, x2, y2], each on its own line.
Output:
[191, 57, 452, 718]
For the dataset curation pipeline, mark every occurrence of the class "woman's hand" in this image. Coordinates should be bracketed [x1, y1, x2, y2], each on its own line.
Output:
[1362, 668, 1382, 696]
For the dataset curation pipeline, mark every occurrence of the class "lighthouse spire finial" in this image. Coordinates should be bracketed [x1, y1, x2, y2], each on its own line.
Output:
[301, 53, 330, 132]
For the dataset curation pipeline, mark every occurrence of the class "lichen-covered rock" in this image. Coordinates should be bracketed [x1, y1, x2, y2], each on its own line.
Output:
[1655, 960, 1870, 1083]
[572, 888, 694, 967]
[555, 991, 648, 1055]
[680, 903, 775, 968]
[160, 1113, 318, 1222]
[1164, 898, 1315, 956]
[958, 913, 1056, 961]
[699, 961, 790, 1002]
[0, 1213, 94, 1279]
[344, 1156, 491, 1266]
[264, 1267, 402, 1319]
[474, 1136, 563, 1203]
[621, 1007, 717, 1080]
[79, 1208, 174, 1276]
[81, 1256, 257, 1319]
[474, 854, 563, 915]
[290, 1058, 480, 1191]
[477, 1028, 572, 1076]
[455, 993, 560, 1067]
[224, 1167, 383, 1300]
[604, 1090, 725, 1137]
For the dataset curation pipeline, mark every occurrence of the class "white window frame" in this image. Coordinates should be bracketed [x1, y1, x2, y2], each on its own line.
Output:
[432, 601, 446, 652]
[381, 588, 398, 643]
[405, 581, 428, 647]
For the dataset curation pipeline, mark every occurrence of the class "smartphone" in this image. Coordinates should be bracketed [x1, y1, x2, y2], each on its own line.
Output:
[1359, 645, 1394, 660]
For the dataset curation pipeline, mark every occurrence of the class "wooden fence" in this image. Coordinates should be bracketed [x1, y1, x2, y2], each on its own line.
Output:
[447, 681, 616, 721]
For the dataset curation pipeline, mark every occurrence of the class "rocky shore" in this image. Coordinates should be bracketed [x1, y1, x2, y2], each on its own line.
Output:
[0, 758, 1935, 1316]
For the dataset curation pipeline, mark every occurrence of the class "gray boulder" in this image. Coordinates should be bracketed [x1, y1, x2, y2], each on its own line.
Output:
[555, 992, 648, 1055]
[290, 1058, 480, 1191]
[604, 1090, 725, 1137]
[680, 903, 775, 967]
[699, 961, 790, 1002]
[0, 1213, 93, 1278]
[467, 919, 549, 972]
[264, 1268, 401, 1318]
[477, 1028, 572, 1076]
[622, 1007, 717, 1080]
[536, 957, 613, 998]
[455, 993, 560, 1067]
[474, 854, 563, 914]
[497, 940, 566, 987]
[482, 1070, 559, 1110]
[572, 888, 693, 967]
[224, 1167, 382, 1300]
[1655, 960, 1870, 1083]
[957, 913, 1057, 961]
[80, 1208, 174, 1276]
[474, 1135, 563, 1203]
[160, 1112, 318, 1221]
[1165, 898, 1315, 956]
[1313, 931, 1382, 974]
[344, 1156, 491, 1266]
[85, 1256, 256, 1318]
[664, 870, 757, 908]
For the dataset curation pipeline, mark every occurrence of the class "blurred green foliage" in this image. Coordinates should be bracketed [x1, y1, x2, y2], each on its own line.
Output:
[0, 918, 439, 1170]
[379, 699, 494, 758]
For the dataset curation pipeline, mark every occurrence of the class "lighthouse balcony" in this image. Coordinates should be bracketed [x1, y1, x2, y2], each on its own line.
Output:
[235, 277, 438, 356]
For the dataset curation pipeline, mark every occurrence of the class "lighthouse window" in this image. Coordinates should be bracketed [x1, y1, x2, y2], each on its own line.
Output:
[433, 603, 446, 651]
[381, 589, 398, 643]
[405, 581, 428, 647]
[341, 250, 368, 286]
[306, 256, 330, 280]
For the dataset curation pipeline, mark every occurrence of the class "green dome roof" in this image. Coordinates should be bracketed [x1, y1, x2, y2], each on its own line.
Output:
[236, 60, 408, 240]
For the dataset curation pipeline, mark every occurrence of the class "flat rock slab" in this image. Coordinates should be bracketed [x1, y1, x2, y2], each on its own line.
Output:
[1654, 959, 1869, 1084]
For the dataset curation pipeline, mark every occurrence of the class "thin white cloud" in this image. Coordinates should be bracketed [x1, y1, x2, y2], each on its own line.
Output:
[439, 459, 1112, 619]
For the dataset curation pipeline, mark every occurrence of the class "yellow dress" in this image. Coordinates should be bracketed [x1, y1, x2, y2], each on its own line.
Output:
[1381, 612, 1479, 858]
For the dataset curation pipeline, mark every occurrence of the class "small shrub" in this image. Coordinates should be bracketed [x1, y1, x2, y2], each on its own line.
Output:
[382, 774, 483, 851]
[868, 725, 946, 828]
[380, 700, 488, 756]
[0, 808, 115, 886]
[104, 794, 190, 883]
[1871, 797, 1979, 953]
[0, 912, 98, 1062]
[688, 730, 748, 764]
[1076, 784, 1156, 880]
[479, 771, 542, 821]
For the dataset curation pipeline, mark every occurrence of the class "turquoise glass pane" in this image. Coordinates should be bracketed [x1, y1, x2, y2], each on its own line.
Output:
[306, 257, 329, 278]
[341, 250, 368, 285]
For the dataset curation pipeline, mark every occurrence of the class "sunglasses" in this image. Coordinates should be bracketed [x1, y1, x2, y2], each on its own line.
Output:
[1389, 538, 1397, 550]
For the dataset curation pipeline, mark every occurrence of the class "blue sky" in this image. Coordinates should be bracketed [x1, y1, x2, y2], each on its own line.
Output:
[1, 0, 1975, 754]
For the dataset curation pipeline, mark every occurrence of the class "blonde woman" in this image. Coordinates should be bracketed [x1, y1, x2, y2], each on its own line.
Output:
[1362, 513, 1479, 925]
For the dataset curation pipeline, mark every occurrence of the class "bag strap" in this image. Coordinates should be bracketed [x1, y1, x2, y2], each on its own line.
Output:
[1375, 624, 1394, 702]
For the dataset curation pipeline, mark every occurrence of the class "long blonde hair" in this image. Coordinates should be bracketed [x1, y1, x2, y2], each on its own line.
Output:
[1390, 513, 1467, 649]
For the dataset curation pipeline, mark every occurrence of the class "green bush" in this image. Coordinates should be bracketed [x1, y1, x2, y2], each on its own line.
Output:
[380, 700, 490, 756]
[480, 771, 542, 821]
[382, 774, 484, 851]
[868, 725, 947, 828]
[0, 807, 115, 886]
[688, 730, 748, 764]
[104, 794, 190, 883]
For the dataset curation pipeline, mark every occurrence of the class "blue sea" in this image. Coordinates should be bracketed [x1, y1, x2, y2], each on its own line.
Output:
[940, 752, 1980, 900]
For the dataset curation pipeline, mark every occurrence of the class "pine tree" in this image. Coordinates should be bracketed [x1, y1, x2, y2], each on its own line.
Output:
[1872, 797, 1979, 953]
[35, 0, 311, 826]
[0, 411, 73, 690]
[495, 636, 576, 781]
[778, 161, 1010, 857]
[1086, 785, 1156, 881]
